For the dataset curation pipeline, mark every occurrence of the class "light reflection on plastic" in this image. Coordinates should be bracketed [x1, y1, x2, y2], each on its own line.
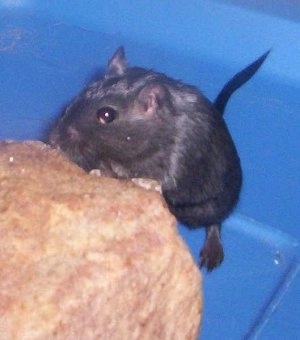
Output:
[0, 0, 29, 7]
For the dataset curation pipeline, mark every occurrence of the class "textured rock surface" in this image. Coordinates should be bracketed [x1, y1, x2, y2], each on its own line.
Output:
[0, 141, 202, 340]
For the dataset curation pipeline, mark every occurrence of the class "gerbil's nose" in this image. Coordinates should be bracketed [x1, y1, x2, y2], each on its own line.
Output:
[67, 126, 81, 141]
[48, 130, 59, 147]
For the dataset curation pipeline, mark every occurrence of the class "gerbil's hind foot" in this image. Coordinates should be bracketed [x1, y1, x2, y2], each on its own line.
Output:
[199, 224, 224, 272]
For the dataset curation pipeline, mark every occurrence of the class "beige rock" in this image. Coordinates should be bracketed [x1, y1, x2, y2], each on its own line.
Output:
[0, 141, 202, 340]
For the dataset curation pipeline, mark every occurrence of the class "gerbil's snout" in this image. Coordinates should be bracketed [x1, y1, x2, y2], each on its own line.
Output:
[48, 122, 97, 172]
[49, 123, 81, 148]
[48, 127, 59, 148]
[66, 125, 81, 142]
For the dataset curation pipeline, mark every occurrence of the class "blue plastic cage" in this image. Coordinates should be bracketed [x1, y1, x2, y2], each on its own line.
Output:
[1, 1, 299, 338]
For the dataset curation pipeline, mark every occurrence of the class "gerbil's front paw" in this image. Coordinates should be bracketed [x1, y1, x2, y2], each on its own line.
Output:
[199, 237, 224, 272]
[131, 178, 162, 193]
[89, 169, 103, 177]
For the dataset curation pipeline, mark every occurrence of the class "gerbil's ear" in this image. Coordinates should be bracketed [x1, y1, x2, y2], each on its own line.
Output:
[106, 46, 128, 77]
[137, 83, 168, 116]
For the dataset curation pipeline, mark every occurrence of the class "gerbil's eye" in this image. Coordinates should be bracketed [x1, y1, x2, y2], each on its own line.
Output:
[96, 107, 118, 124]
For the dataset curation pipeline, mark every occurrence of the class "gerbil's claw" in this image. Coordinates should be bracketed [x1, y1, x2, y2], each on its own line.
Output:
[199, 224, 224, 272]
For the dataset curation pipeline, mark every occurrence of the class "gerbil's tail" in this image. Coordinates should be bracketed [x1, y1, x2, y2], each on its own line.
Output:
[214, 50, 270, 115]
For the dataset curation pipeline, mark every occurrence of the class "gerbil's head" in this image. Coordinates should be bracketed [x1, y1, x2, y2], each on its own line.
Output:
[49, 47, 177, 176]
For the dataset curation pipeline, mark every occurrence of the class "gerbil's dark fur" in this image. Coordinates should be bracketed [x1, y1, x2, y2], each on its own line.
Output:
[49, 47, 268, 271]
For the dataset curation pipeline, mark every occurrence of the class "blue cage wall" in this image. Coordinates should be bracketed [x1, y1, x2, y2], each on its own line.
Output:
[0, 1, 299, 338]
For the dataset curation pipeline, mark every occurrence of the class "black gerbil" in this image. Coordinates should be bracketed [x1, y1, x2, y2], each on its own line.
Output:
[49, 47, 269, 271]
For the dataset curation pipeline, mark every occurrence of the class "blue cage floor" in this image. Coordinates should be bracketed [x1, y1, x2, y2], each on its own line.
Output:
[0, 3, 299, 339]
